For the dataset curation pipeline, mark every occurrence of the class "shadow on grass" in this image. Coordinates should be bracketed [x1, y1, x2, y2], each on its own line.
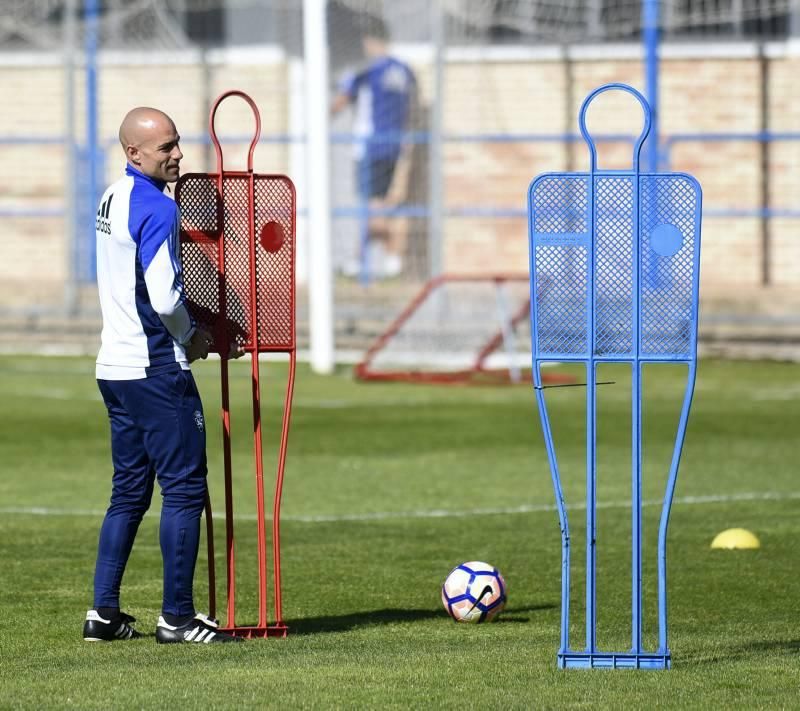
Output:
[288, 608, 441, 634]
[286, 602, 557, 634]
[494, 602, 558, 624]
[686, 638, 800, 665]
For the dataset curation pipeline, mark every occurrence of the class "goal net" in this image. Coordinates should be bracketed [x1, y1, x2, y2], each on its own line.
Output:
[334, 0, 794, 44]
[355, 274, 573, 384]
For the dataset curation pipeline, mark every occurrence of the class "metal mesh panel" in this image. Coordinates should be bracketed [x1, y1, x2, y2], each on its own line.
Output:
[531, 176, 589, 235]
[177, 172, 295, 352]
[220, 175, 255, 348]
[254, 176, 295, 350]
[640, 175, 698, 357]
[534, 245, 588, 355]
[531, 172, 700, 360]
[177, 174, 224, 340]
[531, 175, 589, 356]
[595, 176, 634, 356]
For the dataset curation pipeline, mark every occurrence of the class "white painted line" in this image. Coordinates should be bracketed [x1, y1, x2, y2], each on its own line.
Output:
[1, 491, 798, 524]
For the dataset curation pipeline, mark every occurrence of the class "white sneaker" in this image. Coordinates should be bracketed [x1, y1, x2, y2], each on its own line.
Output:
[155, 613, 243, 644]
[380, 253, 403, 278]
[339, 259, 361, 278]
[338, 245, 402, 280]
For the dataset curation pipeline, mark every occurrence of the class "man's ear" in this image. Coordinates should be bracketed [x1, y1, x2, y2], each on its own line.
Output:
[125, 145, 140, 166]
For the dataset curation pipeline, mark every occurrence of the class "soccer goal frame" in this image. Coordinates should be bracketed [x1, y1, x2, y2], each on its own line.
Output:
[355, 273, 573, 386]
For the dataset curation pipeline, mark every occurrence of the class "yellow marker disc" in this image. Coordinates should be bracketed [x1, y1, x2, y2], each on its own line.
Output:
[710, 528, 760, 550]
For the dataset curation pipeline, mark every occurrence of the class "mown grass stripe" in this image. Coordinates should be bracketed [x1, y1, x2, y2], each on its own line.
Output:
[2, 490, 798, 523]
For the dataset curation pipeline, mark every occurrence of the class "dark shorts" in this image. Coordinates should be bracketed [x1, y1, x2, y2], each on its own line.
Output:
[356, 156, 399, 199]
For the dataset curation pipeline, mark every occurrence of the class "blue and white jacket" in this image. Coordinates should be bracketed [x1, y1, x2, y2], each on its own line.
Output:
[95, 164, 195, 380]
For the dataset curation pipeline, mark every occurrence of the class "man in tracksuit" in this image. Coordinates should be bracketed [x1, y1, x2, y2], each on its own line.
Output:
[83, 107, 240, 644]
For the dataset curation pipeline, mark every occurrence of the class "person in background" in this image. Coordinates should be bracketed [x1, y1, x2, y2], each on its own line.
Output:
[332, 17, 417, 280]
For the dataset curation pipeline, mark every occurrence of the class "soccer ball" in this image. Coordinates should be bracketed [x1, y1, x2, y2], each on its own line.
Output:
[441, 561, 506, 623]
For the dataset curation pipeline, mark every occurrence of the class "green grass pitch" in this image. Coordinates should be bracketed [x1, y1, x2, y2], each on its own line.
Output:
[0, 355, 798, 708]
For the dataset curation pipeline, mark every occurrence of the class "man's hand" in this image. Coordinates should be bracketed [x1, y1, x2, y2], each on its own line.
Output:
[226, 342, 246, 360]
[185, 327, 213, 363]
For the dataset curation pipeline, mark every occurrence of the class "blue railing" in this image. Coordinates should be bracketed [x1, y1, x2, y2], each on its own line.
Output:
[662, 131, 800, 220]
[2, 131, 799, 280]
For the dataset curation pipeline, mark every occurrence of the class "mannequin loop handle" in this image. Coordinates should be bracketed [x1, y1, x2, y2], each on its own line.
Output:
[578, 83, 651, 173]
[209, 90, 262, 174]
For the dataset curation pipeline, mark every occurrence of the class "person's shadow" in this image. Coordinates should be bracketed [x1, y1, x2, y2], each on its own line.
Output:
[286, 602, 557, 634]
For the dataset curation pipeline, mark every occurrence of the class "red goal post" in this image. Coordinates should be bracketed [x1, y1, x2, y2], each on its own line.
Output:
[355, 274, 573, 385]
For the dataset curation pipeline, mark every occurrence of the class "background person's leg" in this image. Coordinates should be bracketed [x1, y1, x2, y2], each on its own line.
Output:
[368, 156, 402, 278]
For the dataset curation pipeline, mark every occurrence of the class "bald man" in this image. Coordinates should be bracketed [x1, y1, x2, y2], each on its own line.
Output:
[84, 107, 240, 644]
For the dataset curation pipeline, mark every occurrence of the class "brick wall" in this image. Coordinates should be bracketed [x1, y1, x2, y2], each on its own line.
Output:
[0, 45, 798, 310]
[438, 46, 800, 301]
[0, 55, 291, 306]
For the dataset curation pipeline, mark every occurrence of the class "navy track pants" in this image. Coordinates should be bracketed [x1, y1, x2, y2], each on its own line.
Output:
[93, 368, 207, 617]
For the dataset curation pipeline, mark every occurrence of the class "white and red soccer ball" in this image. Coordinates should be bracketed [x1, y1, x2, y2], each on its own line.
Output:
[441, 561, 506, 623]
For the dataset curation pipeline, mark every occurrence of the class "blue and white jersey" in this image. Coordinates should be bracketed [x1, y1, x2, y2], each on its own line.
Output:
[339, 56, 415, 161]
[95, 164, 195, 380]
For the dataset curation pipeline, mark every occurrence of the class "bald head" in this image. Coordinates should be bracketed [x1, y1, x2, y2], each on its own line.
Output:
[119, 107, 183, 183]
[119, 107, 173, 147]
